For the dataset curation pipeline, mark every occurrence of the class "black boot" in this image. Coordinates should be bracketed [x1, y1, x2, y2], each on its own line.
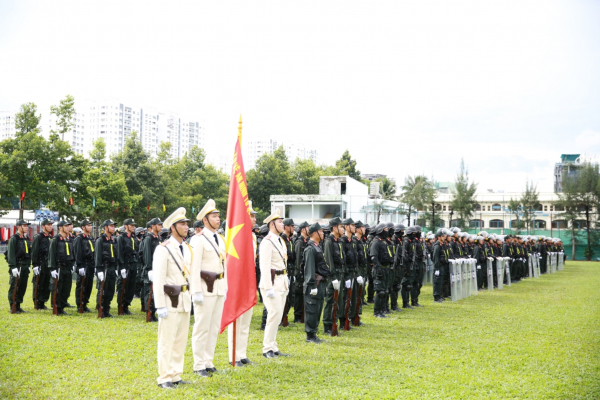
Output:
[123, 306, 132, 315]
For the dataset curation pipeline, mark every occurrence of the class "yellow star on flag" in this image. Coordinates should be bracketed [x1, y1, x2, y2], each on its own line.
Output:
[226, 223, 244, 259]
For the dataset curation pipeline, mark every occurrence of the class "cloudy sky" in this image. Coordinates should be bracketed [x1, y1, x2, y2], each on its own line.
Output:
[1, 0, 599, 192]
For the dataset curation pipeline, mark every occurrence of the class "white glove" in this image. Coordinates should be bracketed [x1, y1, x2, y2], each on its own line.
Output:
[79, 268, 85, 276]
[357, 276, 364, 285]
[51, 270, 59, 279]
[121, 269, 127, 279]
[487, 257, 493, 261]
[11, 268, 19, 277]
[332, 279, 340, 291]
[434, 270, 440, 276]
[115, 270, 119, 277]
[193, 292, 204, 305]
[310, 288, 318, 296]
[477, 265, 481, 270]
[148, 271, 154, 282]
[97, 271, 105, 282]
[266, 288, 275, 298]
[156, 307, 168, 319]
[33, 266, 40, 276]
[224, 291, 227, 302]
[345, 280, 351, 289]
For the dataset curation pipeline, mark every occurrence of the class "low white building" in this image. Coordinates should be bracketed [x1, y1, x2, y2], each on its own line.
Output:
[270, 176, 406, 226]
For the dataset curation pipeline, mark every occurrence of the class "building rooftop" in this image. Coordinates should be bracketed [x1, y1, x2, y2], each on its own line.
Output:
[560, 154, 581, 163]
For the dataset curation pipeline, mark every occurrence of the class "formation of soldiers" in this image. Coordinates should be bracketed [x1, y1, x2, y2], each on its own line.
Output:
[5, 208, 566, 389]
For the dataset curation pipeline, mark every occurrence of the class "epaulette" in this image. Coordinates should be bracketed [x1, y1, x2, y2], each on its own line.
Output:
[265, 234, 271, 240]
[162, 240, 170, 246]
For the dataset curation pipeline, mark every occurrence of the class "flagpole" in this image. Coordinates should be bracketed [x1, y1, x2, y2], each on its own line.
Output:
[232, 320, 236, 368]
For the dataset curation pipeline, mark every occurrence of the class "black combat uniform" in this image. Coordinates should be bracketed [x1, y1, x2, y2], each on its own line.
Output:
[7, 222, 31, 313]
[116, 223, 141, 315]
[280, 220, 296, 325]
[369, 224, 394, 317]
[294, 222, 310, 323]
[303, 224, 330, 343]
[73, 225, 95, 312]
[48, 222, 75, 315]
[323, 217, 345, 334]
[31, 223, 52, 309]
[142, 219, 163, 321]
[95, 221, 119, 318]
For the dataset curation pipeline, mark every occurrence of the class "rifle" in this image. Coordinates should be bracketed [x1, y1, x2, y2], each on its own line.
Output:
[118, 273, 127, 316]
[78, 273, 86, 314]
[344, 282, 352, 331]
[52, 270, 59, 315]
[353, 284, 363, 326]
[282, 274, 292, 327]
[34, 271, 40, 310]
[331, 288, 339, 336]
[11, 268, 19, 314]
[97, 273, 106, 318]
[146, 282, 153, 322]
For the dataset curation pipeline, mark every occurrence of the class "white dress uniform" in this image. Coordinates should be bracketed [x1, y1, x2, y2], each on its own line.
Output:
[259, 210, 289, 354]
[153, 208, 193, 386]
[190, 199, 227, 372]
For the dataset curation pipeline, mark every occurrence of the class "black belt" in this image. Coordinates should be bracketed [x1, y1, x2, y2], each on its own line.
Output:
[274, 269, 287, 276]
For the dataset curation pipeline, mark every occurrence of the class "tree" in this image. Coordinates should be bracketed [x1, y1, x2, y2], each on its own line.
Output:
[450, 159, 478, 230]
[400, 175, 436, 227]
[507, 197, 524, 234]
[246, 146, 301, 221]
[14, 102, 41, 136]
[376, 176, 397, 200]
[290, 158, 322, 194]
[50, 95, 75, 141]
[334, 150, 362, 181]
[111, 132, 165, 221]
[555, 181, 581, 260]
[520, 180, 540, 234]
[83, 138, 141, 223]
[571, 161, 599, 260]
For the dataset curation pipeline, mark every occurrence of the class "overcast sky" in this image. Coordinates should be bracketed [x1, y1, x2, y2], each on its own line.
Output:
[1, 0, 599, 193]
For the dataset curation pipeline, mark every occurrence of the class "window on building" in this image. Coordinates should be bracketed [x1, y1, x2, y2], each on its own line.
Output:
[536, 204, 543, 211]
[544, 205, 548, 211]
[475, 203, 481, 211]
[573, 220, 588, 229]
[443, 205, 446, 211]
[550, 205, 553, 211]
[555, 204, 565, 211]
[552, 220, 567, 229]
[469, 219, 483, 228]
[450, 219, 460, 228]
[534, 220, 546, 229]
[487, 206, 491, 211]
[489, 219, 504, 228]
[492, 203, 501, 211]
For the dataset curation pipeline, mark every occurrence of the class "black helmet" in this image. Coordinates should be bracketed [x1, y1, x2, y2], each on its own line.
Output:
[259, 224, 269, 235]
[394, 224, 405, 233]
[373, 223, 386, 235]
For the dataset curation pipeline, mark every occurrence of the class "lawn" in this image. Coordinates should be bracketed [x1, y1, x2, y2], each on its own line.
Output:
[1, 260, 599, 399]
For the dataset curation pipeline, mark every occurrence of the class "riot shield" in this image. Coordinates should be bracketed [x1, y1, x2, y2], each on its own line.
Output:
[450, 260, 458, 302]
[528, 254, 534, 278]
[462, 260, 469, 298]
[454, 258, 463, 300]
[425, 257, 433, 285]
[546, 254, 552, 274]
[504, 258, 511, 287]
[486, 258, 494, 291]
[471, 259, 478, 295]
[558, 252, 564, 271]
[552, 253, 558, 273]
[496, 258, 504, 290]
[534, 254, 540, 278]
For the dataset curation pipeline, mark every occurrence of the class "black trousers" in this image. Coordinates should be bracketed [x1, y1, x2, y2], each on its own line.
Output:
[50, 266, 72, 310]
[117, 262, 137, 308]
[96, 268, 116, 312]
[31, 261, 50, 306]
[75, 260, 95, 307]
[8, 262, 30, 307]
[304, 282, 325, 334]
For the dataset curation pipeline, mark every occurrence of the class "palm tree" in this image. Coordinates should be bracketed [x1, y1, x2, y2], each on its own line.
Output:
[376, 176, 397, 200]
[400, 175, 434, 226]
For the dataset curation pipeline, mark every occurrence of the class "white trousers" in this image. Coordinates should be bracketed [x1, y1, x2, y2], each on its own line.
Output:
[157, 311, 190, 384]
[192, 295, 225, 371]
[227, 306, 254, 362]
[260, 289, 288, 353]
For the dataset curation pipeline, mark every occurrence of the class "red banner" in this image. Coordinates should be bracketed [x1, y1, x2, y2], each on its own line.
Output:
[219, 135, 257, 333]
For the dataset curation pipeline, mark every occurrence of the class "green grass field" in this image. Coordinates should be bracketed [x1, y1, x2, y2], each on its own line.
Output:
[1, 260, 599, 399]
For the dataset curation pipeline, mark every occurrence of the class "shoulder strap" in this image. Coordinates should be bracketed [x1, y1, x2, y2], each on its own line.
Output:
[267, 237, 286, 262]
[164, 245, 191, 286]
[200, 235, 225, 268]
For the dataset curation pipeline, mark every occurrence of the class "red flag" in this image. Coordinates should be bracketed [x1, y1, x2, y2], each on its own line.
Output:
[147, 204, 150, 211]
[219, 134, 256, 333]
[69, 197, 73, 206]
[20, 191, 25, 201]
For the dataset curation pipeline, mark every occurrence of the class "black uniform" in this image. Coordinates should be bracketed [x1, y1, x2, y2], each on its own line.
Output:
[280, 232, 296, 324]
[73, 233, 96, 311]
[323, 234, 345, 332]
[116, 232, 140, 314]
[48, 234, 75, 314]
[303, 240, 330, 338]
[341, 235, 358, 325]
[294, 235, 309, 323]
[142, 232, 162, 319]
[432, 240, 444, 301]
[95, 233, 118, 317]
[31, 231, 52, 308]
[7, 232, 31, 311]
[369, 234, 394, 317]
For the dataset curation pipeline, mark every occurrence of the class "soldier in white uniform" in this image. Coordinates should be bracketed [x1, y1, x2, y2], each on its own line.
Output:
[189, 199, 227, 377]
[259, 208, 290, 358]
[153, 208, 193, 389]
[227, 200, 258, 366]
